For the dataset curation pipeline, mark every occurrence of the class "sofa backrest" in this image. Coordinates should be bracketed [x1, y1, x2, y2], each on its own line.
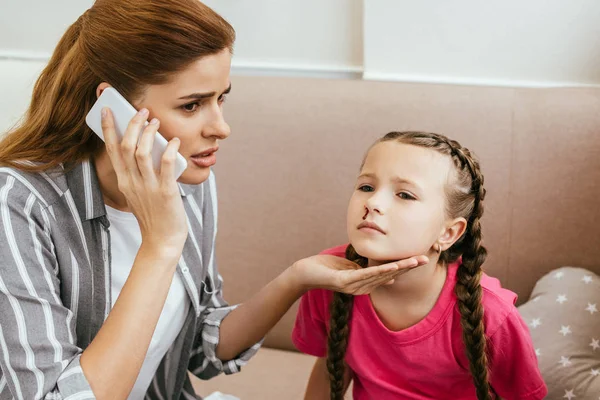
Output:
[3, 65, 599, 352]
[214, 76, 600, 350]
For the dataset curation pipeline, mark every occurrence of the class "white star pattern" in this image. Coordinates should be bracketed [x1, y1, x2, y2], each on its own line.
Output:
[522, 269, 600, 398]
[559, 356, 572, 367]
[559, 325, 572, 336]
[564, 389, 576, 399]
[530, 318, 542, 328]
[556, 294, 568, 304]
[554, 271, 565, 279]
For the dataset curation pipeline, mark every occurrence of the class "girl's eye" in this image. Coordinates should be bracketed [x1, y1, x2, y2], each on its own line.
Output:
[218, 94, 228, 105]
[182, 102, 200, 113]
[358, 185, 374, 192]
[398, 192, 415, 200]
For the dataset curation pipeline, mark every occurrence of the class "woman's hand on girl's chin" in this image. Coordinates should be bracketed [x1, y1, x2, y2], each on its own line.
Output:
[289, 254, 429, 295]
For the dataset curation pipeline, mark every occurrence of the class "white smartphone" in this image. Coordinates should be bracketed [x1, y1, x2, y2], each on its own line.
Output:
[85, 87, 188, 179]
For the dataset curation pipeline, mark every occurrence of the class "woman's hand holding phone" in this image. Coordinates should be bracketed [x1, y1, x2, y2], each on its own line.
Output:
[101, 107, 188, 257]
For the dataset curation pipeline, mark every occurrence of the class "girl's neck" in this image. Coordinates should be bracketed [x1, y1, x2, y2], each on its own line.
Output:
[370, 258, 447, 303]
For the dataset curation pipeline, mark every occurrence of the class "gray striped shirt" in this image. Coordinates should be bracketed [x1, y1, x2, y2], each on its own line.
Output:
[0, 160, 260, 399]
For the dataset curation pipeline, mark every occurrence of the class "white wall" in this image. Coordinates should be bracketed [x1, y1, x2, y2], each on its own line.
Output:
[0, 0, 363, 78]
[203, 0, 363, 78]
[1, 0, 599, 88]
[364, 0, 600, 87]
[0, 0, 94, 59]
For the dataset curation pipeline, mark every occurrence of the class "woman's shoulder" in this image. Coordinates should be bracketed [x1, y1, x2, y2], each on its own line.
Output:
[0, 163, 66, 208]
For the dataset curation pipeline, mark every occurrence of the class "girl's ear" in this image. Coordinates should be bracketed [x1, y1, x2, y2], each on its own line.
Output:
[438, 217, 467, 251]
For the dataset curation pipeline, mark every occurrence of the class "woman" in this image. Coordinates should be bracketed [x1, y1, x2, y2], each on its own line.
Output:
[0, 1, 428, 399]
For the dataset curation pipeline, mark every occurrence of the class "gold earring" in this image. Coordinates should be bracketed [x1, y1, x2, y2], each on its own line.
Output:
[437, 244, 442, 254]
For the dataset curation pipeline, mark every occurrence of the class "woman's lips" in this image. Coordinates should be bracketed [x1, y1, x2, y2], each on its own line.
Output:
[190, 147, 218, 168]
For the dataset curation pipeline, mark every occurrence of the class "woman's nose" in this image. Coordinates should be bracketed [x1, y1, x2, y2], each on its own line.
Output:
[203, 108, 230, 140]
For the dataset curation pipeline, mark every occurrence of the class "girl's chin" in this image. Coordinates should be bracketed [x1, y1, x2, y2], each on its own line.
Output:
[350, 242, 418, 266]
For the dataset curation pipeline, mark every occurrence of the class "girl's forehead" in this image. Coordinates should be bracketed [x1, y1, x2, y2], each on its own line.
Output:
[362, 141, 454, 187]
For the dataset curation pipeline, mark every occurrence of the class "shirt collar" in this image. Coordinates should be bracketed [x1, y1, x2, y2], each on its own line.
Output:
[64, 159, 107, 221]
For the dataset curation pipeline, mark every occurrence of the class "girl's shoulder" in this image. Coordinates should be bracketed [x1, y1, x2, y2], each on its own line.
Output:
[319, 243, 348, 258]
[480, 272, 518, 306]
[478, 271, 522, 335]
[449, 263, 521, 336]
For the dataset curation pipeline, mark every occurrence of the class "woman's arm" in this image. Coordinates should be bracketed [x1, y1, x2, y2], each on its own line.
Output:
[215, 254, 427, 361]
[304, 357, 352, 400]
[80, 245, 181, 399]
[81, 108, 189, 398]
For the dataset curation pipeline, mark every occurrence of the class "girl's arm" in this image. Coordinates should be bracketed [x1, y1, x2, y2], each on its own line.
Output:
[304, 357, 352, 400]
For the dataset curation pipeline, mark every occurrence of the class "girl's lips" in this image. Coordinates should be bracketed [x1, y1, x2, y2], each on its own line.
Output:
[358, 226, 385, 235]
[357, 220, 386, 234]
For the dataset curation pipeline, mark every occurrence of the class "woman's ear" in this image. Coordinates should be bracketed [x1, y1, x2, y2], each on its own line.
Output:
[96, 82, 111, 99]
[438, 217, 467, 251]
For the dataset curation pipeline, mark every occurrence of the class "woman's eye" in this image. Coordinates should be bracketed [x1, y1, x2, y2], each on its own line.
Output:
[358, 185, 374, 192]
[182, 102, 200, 113]
[218, 94, 228, 104]
[398, 192, 415, 200]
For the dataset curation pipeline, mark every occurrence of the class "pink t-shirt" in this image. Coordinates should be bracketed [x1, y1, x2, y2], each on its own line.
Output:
[292, 244, 547, 400]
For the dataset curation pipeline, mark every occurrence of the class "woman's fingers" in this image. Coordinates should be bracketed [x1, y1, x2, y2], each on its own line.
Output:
[100, 107, 126, 175]
[351, 269, 415, 294]
[120, 108, 149, 177]
[390, 256, 429, 270]
[344, 269, 403, 292]
[136, 118, 159, 181]
[337, 256, 429, 294]
[159, 137, 181, 187]
[340, 256, 427, 287]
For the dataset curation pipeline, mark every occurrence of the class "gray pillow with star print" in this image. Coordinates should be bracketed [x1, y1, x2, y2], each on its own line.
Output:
[517, 267, 599, 399]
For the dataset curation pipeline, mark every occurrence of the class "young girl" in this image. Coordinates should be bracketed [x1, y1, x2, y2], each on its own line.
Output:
[292, 131, 547, 400]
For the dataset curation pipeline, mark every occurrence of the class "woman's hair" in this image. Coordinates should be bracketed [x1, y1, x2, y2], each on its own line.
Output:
[0, 0, 235, 172]
[327, 131, 494, 400]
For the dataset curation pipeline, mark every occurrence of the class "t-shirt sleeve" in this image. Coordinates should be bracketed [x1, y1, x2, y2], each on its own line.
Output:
[487, 307, 548, 400]
[292, 288, 330, 358]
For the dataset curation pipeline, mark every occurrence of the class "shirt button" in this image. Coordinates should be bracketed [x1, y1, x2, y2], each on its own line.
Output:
[181, 267, 189, 273]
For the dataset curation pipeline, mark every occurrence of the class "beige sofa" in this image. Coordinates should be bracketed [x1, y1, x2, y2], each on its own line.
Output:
[3, 62, 599, 398]
[192, 76, 600, 398]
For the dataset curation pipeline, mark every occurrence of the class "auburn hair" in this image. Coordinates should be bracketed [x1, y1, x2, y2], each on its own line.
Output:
[0, 0, 235, 172]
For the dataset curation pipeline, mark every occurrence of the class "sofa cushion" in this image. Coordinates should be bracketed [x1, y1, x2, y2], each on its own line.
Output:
[191, 347, 322, 400]
[517, 266, 600, 398]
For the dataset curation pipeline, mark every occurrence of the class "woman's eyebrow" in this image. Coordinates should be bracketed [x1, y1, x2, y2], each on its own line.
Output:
[178, 83, 232, 100]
